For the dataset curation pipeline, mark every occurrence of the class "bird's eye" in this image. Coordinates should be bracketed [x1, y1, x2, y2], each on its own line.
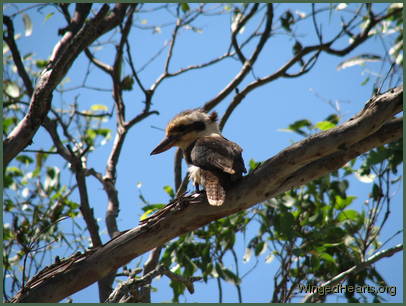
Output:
[177, 124, 186, 132]
[193, 121, 205, 131]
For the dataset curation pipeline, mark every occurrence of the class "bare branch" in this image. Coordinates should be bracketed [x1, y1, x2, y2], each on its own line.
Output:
[231, 4, 259, 63]
[164, 19, 181, 73]
[203, 4, 274, 112]
[3, 15, 34, 96]
[137, 247, 163, 302]
[125, 37, 147, 93]
[84, 48, 113, 74]
[74, 166, 102, 248]
[111, 6, 136, 126]
[42, 115, 103, 248]
[41, 118, 75, 164]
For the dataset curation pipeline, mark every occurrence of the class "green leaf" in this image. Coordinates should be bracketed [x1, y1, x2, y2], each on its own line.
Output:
[23, 52, 33, 60]
[44, 12, 54, 22]
[335, 195, 356, 209]
[35, 59, 48, 69]
[7, 167, 24, 177]
[121, 75, 134, 90]
[4, 199, 15, 211]
[3, 117, 18, 133]
[222, 268, 241, 285]
[248, 158, 261, 171]
[337, 54, 382, 70]
[163, 185, 175, 198]
[319, 252, 335, 263]
[361, 76, 370, 86]
[22, 14, 33, 37]
[141, 203, 165, 213]
[4, 81, 21, 98]
[140, 209, 156, 221]
[371, 183, 383, 200]
[90, 104, 108, 111]
[283, 119, 312, 136]
[16, 155, 34, 165]
[140, 204, 165, 221]
[94, 128, 111, 137]
[44, 166, 60, 191]
[314, 120, 336, 131]
[308, 211, 320, 224]
[254, 241, 266, 256]
[180, 3, 190, 13]
[325, 114, 339, 124]
[35, 151, 48, 172]
[87, 128, 111, 141]
[337, 209, 359, 222]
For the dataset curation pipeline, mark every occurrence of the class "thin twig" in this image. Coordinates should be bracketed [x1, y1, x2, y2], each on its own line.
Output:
[3, 15, 34, 96]
[302, 244, 403, 302]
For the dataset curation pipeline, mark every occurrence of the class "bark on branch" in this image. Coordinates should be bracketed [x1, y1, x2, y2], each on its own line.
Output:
[3, 4, 130, 167]
[11, 86, 403, 303]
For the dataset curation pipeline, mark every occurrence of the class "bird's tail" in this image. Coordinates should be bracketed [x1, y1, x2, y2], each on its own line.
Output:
[202, 170, 226, 206]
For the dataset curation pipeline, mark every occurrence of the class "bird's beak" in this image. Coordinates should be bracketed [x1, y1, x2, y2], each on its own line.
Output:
[150, 135, 178, 155]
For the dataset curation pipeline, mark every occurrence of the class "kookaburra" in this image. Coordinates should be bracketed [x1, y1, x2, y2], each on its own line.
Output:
[151, 109, 246, 206]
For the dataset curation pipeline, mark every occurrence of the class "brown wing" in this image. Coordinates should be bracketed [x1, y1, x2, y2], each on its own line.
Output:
[190, 136, 246, 175]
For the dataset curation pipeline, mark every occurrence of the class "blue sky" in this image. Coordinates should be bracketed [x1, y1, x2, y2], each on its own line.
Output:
[3, 3, 402, 302]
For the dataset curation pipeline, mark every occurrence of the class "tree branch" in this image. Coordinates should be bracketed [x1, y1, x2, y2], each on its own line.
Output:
[219, 6, 401, 130]
[302, 244, 403, 302]
[3, 15, 34, 96]
[202, 4, 273, 112]
[231, 4, 259, 64]
[10, 86, 402, 303]
[137, 246, 163, 302]
[105, 263, 201, 303]
[3, 4, 130, 167]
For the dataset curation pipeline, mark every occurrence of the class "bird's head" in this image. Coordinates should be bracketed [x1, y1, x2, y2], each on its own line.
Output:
[151, 109, 220, 155]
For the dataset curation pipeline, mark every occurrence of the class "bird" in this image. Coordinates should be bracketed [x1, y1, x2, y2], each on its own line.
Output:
[150, 109, 246, 206]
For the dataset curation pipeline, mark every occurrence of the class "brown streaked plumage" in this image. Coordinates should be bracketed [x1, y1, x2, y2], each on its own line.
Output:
[151, 108, 246, 206]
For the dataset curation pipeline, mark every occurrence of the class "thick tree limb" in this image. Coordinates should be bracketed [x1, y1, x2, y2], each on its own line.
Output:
[11, 86, 403, 303]
[3, 4, 130, 167]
